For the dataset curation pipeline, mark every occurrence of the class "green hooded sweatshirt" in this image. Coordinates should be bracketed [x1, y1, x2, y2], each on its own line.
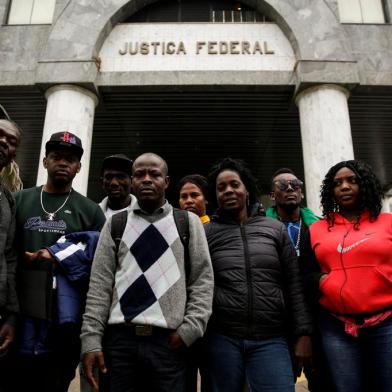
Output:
[266, 206, 319, 227]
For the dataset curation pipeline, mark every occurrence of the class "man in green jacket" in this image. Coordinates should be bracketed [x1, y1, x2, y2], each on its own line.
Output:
[267, 168, 318, 256]
[266, 167, 335, 392]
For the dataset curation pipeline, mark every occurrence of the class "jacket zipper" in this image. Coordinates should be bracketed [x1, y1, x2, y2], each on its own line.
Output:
[240, 223, 253, 337]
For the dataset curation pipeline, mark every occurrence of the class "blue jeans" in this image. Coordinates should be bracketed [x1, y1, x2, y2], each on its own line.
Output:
[319, 311, 392, 392]
[200, 331, 294, 392]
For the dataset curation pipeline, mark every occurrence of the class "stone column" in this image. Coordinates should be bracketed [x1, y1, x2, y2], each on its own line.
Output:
[382, 189, 392, 212]
[296, 84, 354, 215]
[36, 84, 98, 195]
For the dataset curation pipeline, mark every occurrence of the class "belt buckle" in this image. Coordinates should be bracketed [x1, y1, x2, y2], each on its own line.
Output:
[135, 325, 153, 336]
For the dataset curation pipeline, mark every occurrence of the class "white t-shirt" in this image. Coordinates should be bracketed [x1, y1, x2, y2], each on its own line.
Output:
[104, 206, 129, 219]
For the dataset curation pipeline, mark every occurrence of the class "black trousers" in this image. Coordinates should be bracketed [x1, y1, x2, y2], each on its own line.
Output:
[304, 332, 336, 392]
[185, 338, 204, 392]
[2, 348, 80, 392]
[104, 325, 187, 392]
[1, 324, 80, 392]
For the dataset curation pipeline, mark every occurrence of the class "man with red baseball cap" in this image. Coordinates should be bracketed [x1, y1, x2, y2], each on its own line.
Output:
[9, 131, 105, 392]
[45, 131, 84, 159]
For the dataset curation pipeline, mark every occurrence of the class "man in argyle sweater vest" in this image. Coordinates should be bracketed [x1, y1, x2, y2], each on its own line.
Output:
[81, 153, 214, 392]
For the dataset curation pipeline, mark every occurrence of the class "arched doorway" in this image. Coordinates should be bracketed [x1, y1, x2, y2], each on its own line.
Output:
[88, 0, 302, 203]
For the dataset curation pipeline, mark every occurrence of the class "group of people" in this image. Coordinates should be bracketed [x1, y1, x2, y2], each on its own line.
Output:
[0, 116, 391, 392]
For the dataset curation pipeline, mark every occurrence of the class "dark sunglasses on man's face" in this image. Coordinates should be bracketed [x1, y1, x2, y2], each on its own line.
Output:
[274, 179, 303, 191]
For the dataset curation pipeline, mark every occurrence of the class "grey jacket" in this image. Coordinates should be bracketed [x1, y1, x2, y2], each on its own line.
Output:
[81, 201, 213, 353]
[0, 183, 18, 322]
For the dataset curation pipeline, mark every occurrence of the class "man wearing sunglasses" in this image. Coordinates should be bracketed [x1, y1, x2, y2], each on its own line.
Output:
[267, 168, 318, 257]
[266, 168, 335, 392]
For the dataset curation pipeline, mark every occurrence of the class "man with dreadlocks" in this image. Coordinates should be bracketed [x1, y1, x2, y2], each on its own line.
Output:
[301, 159, 392, 392]
[0, 118, 22, 390]
[0, 105, 23, 192]
[1, 160, 23, 192]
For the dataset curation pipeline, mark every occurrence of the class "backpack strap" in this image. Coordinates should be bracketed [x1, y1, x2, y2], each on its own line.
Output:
[173, 208, 190, 279]
[111, 210, 128, 254]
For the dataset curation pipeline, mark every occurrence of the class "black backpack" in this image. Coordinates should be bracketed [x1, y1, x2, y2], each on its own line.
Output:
[110, 208, 190, 276]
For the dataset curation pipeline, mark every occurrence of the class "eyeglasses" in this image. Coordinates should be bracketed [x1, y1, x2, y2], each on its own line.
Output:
[274, 179, 303, 191]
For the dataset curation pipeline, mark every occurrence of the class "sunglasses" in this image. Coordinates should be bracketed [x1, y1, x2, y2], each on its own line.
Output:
[274, 179, 303, 191]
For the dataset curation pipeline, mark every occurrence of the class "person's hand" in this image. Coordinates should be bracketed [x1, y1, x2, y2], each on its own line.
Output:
[82, 351, 107, 391]
[25, 249, 54, 262]
[293, 335, 312, 378]
[0, 323, 15, 359]
[319, 274, 328, 285]
[168, 331, 185, 350]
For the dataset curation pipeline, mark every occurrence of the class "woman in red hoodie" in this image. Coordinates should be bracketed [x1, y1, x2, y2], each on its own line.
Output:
[302, 160, 392, 392]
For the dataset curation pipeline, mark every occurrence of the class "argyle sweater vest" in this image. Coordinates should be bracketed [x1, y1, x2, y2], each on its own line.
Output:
[108, 210, 185, 328]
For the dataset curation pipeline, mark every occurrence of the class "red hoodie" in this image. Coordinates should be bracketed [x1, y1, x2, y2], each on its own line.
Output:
[310, 211, 392, 315]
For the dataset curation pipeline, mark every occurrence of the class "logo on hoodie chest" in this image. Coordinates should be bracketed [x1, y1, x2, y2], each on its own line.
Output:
[337, 237, 370, 253]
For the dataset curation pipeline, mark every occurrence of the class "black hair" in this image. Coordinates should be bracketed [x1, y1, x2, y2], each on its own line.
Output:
[270, 167, 297, 190]
[320, 160, 383, 229]
[207, 157, 259, 212]
[177, 174, 208, 199]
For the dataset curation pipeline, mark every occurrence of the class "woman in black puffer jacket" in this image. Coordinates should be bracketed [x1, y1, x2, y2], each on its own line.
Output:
[201, 158, 312, 392]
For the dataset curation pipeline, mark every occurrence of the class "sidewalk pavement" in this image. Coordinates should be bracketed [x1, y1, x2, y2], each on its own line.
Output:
[68, 369, 309, 392]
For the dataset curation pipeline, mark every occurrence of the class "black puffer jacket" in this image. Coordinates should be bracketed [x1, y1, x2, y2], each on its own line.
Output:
[204, 215, 312, 339]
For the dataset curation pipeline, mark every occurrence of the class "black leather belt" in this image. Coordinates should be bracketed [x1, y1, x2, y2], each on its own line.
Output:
[123, 323, 172, 337]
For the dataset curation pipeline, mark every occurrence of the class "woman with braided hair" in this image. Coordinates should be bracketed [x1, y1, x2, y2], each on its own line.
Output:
[302, 159, 392, 392]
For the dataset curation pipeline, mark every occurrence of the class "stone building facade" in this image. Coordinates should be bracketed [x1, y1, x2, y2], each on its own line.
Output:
[1, 0, 391, 212]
